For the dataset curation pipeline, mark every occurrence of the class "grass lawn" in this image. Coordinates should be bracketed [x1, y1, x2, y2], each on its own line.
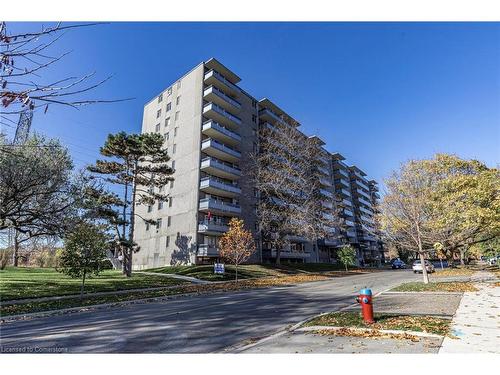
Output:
[305, 311, 451, 336]
[146, 264, 285, 281]
[146, 263, 362, 281]
[0, 267, 187, 301]
[391, 281, 477, 293]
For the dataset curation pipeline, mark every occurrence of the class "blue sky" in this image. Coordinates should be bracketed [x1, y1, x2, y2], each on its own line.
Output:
[4, 22, 499, 188]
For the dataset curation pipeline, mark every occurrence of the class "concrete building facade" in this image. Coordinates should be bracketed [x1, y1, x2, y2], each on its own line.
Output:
[133, 58, 383, 269]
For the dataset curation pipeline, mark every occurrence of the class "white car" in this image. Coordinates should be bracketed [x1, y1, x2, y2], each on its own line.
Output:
[412, 260, 435, 273]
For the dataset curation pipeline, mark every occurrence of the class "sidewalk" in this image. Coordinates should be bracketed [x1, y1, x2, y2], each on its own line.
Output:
[440, 272, 499, 354]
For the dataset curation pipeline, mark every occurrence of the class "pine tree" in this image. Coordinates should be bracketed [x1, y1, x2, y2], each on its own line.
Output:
[87, 132, 173, 276]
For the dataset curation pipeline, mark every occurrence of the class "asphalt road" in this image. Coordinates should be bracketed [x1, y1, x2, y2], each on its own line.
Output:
[0, 270, 418, 353]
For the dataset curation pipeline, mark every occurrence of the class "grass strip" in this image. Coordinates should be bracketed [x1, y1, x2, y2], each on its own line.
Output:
[305, 311, 451, 336]
[391, 281, 477, 293]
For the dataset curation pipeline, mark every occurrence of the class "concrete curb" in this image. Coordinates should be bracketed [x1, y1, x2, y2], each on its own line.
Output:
[296, 325, 444, 339]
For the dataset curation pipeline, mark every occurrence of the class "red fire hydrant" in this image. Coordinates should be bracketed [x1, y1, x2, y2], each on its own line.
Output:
[355, 288, 375, 324]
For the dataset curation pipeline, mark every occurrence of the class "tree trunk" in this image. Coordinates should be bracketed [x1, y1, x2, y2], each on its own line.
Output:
[235, 264, 238, 283]
[416, 225, 429, 284]
[126, 165, 138, 278]
[276, 248, 281, 265]
[13, 231, 19, 267]
[418, 251, 429, 284]
[80, 269, 87, 300]
[345, 263, 348, 272]
[122, 182, 129, 275]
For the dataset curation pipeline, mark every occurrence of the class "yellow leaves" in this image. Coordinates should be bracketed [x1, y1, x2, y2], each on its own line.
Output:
[314, 327, 421, 342]
[431, 268, 475, 278]
[219, 218, 256, 265]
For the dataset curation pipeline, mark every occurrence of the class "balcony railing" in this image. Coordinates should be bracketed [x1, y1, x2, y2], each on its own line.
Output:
[317, 165, 330, 176]
[201, 138, 241, 161]
[202, 120, 241, 144]
[200, 176, 241, 196]
[356, 188, 371, 200]
[203, 85, 241, 110]
[204, 70, 241, 94]
[197, 244, 219, 257]
[320, 189, 333, 198]
[198, 220, 229, 234]
[203, 102, 242, 127]
[199, 198, 241, 215]
[319, 177, 332, 186]
[200, 157, 241, 178]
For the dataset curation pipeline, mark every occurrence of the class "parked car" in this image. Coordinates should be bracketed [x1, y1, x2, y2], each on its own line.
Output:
[412, 260, 435, 273]
[391, 259, 407, 269]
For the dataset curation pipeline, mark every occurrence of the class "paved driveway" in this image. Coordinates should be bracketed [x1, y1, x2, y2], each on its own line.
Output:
[0, 270, 418, 353]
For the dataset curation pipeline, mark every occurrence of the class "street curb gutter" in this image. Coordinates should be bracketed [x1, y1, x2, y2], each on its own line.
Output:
[297, 325, 444, 339]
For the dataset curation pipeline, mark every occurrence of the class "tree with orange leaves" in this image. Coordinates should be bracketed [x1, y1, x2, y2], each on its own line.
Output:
[218, 218, 256, 282]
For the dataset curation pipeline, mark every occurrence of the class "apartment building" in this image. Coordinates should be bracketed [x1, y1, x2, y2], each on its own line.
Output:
[133, 58, 383, 269]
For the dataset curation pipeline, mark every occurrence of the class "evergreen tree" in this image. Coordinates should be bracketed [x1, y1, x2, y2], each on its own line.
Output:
[87, 132, 173, 276]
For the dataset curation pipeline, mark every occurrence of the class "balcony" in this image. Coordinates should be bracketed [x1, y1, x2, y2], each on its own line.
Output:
[337, 178, 350, 188]
[357, 197, 373, 208]
[270, 250, 311, 259]
[359, 204, 372, 215]
[203, 103, 242, 129]
[200, 176, 241, 198]
[356, 188, 372, 200]
[342, 198, 353, 207]
[340, 188, 352, 197]
[198, 221, 229, 236]
[197, 244, 219, 257]
[202, 120, 241, 146]
[322, 201, 333, 209]
[204, 70, 241, 95]
[317, 165, 330, 176]
[319, 176, 332, 187]
[203, 85, 241, 112]
[201, 138, 241, 163]
[320, 189, 333, 198]
[200, 157, 241, 180]
[199, 198, 241, 216]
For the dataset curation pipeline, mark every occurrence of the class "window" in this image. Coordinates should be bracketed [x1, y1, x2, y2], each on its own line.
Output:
[156, 218, 162, 230]
[167, 216, 171, 227]
[146, 223, 150, 231]
[166, 103, 172, 112]
[176, 96, 181, 105]
[174, 111, 180, 121]
[252, 114, 257, 123]
[164, 132, 169, 141]
[170, 180, 174, 188]
[156, 109, 161, 118]
[172, 160, 176, 170]
[176, 80, 181, 89]
[158, 94, 163, 103]
[167, 87, 172, 96]
[147, 205, 152, 213]
[172, 144, 177, 154]
[174, 127, 178, 136]
[252, 99, 257, 108]
[155, 123, 160, 132]
[166, 236, 170, 248]
[169, 197, 173, 207]
[158, 201, 163, 210]
[165, 117, 170, 126]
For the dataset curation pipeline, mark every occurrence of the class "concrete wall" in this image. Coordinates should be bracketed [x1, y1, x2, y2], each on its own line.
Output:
[134, 64, 204, 269]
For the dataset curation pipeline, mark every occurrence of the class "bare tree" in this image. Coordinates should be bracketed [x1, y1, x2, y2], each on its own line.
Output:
[0, 134, 78, 266]
[0, 21, 130, 122]
[252, 118, 344, 264]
